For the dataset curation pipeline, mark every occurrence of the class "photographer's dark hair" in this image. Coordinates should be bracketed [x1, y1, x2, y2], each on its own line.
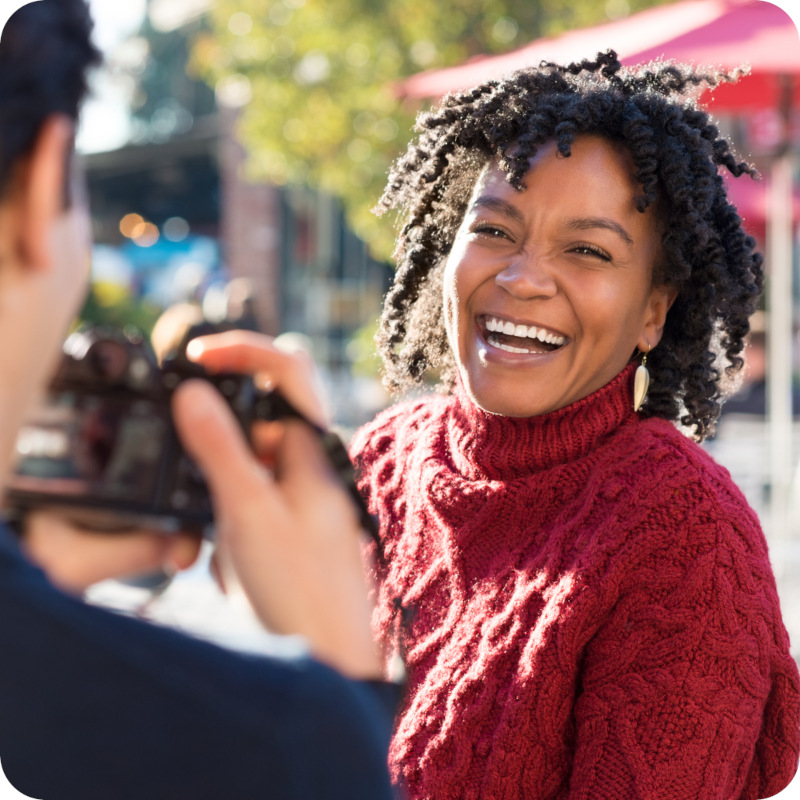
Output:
[0, 0, 100, 198]
[376, 50, 763, 441]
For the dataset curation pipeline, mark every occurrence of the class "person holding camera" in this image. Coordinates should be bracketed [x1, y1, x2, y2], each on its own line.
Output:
[0, 3, 396, 798]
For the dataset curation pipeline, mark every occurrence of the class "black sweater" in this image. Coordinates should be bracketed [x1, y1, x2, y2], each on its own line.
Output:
[0, 525, 397, 800]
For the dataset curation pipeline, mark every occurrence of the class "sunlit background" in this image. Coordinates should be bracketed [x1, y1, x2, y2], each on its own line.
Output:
[78, 0, 146, 153]
[79, 0, 800, 155]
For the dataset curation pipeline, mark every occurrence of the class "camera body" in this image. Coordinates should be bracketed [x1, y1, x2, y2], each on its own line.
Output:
[4, 325, 285, 535]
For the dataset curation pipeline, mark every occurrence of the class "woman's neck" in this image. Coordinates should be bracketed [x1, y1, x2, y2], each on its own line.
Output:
[446, 364, 638, 480]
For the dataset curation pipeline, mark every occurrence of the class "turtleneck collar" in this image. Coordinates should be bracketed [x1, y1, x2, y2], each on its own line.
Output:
[446, 363, 638, 480]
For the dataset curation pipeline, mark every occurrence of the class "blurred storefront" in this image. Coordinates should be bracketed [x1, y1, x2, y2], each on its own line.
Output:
[81, 5, 393, 429]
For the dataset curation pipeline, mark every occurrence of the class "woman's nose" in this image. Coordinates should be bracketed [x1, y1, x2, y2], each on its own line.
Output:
[495, 252, 557, 299]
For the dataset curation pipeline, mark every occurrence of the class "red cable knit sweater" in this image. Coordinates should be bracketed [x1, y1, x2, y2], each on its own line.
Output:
[351, 365, 800, 800]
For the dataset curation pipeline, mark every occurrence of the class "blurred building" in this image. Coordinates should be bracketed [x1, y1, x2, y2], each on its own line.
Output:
[82, 1, 392, 428]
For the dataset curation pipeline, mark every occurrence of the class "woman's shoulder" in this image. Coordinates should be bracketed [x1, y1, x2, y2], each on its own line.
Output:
[614, 415, 748, 493]
[593, 420, 784, 644]
[604, 415, 765, 542]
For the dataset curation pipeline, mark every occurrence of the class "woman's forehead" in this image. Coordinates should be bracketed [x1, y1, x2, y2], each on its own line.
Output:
[467, 137, 642, 207]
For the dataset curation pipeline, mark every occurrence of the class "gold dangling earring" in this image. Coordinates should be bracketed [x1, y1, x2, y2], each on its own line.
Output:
[633, 348, 650, 412]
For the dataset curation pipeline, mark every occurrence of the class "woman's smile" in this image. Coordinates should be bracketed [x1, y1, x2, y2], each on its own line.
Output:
[443, 135, 675, 418]
[479, 314, 568, 357]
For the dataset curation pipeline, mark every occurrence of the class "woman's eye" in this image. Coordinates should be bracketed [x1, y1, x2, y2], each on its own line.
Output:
[571, 244, 611, 261]
[472, 223, 509, 239]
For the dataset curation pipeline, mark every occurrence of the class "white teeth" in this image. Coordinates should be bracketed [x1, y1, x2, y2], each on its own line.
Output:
[489, 336, 531, 354]
[484, 316, 566, 347]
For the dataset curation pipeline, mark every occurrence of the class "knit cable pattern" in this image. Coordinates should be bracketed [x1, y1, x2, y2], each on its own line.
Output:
[351, 367, 800, 800]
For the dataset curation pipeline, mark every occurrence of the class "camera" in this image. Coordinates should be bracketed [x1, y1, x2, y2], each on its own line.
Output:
[3, 325, 298, 535]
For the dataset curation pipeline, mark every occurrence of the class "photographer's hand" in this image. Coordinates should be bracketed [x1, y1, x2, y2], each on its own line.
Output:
[184, 329, 329, 428]
[172, 377, 382, 680]
[21, 511, 201, 594]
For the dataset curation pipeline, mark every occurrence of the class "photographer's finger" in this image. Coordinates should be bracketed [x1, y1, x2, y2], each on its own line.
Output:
[274, 421, 362, 537]
[185, 331, 327, 427]
[208, 550, 228, 595]
[22, 512, 200, 593]
[166, 533, 203, 572]
[172, 380, 275, 512]
[274, 420, 336, 486]
[185, 331, 275, 372]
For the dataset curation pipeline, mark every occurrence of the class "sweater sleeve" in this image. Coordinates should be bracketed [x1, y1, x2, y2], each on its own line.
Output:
[567, 508, 800, 800]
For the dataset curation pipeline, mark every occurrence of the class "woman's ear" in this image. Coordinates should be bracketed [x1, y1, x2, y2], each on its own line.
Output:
[638, 284, 678, 352]
[18, 114, 75, 272]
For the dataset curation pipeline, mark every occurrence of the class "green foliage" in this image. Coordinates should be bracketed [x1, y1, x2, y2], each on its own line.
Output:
[348, 318, 383, 379]
[192, 0, 669, 259]
[79, 283, 163, 339]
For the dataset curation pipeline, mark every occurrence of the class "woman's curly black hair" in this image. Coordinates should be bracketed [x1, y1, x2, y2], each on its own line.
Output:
[374, 50, 763, 441]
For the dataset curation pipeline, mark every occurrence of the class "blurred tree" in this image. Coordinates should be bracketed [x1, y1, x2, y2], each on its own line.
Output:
[348, 318, 383, 380]
[191, 0, 668, 258]
[110, 13, 217, 146]
[79, 283, 163, 339]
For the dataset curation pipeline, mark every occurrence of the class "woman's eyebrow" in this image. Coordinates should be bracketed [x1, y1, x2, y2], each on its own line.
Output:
[566, 216, 634, 246]
[470, 196, 525, 225]
[469, 200, 635, 248]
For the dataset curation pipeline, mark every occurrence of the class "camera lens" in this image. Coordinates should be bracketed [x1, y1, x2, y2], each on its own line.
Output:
[89, 340, 128, 380]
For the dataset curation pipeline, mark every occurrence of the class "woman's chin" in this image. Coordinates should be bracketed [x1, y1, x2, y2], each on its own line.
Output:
[462, 381, 559, 419]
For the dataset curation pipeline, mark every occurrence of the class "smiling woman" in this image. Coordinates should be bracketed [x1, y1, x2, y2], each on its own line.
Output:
[351, 51, 800, 800]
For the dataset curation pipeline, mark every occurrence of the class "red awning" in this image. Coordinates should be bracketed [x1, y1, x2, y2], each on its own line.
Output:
[724, 171, 800, 238]
[399, 0, 800, 112]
